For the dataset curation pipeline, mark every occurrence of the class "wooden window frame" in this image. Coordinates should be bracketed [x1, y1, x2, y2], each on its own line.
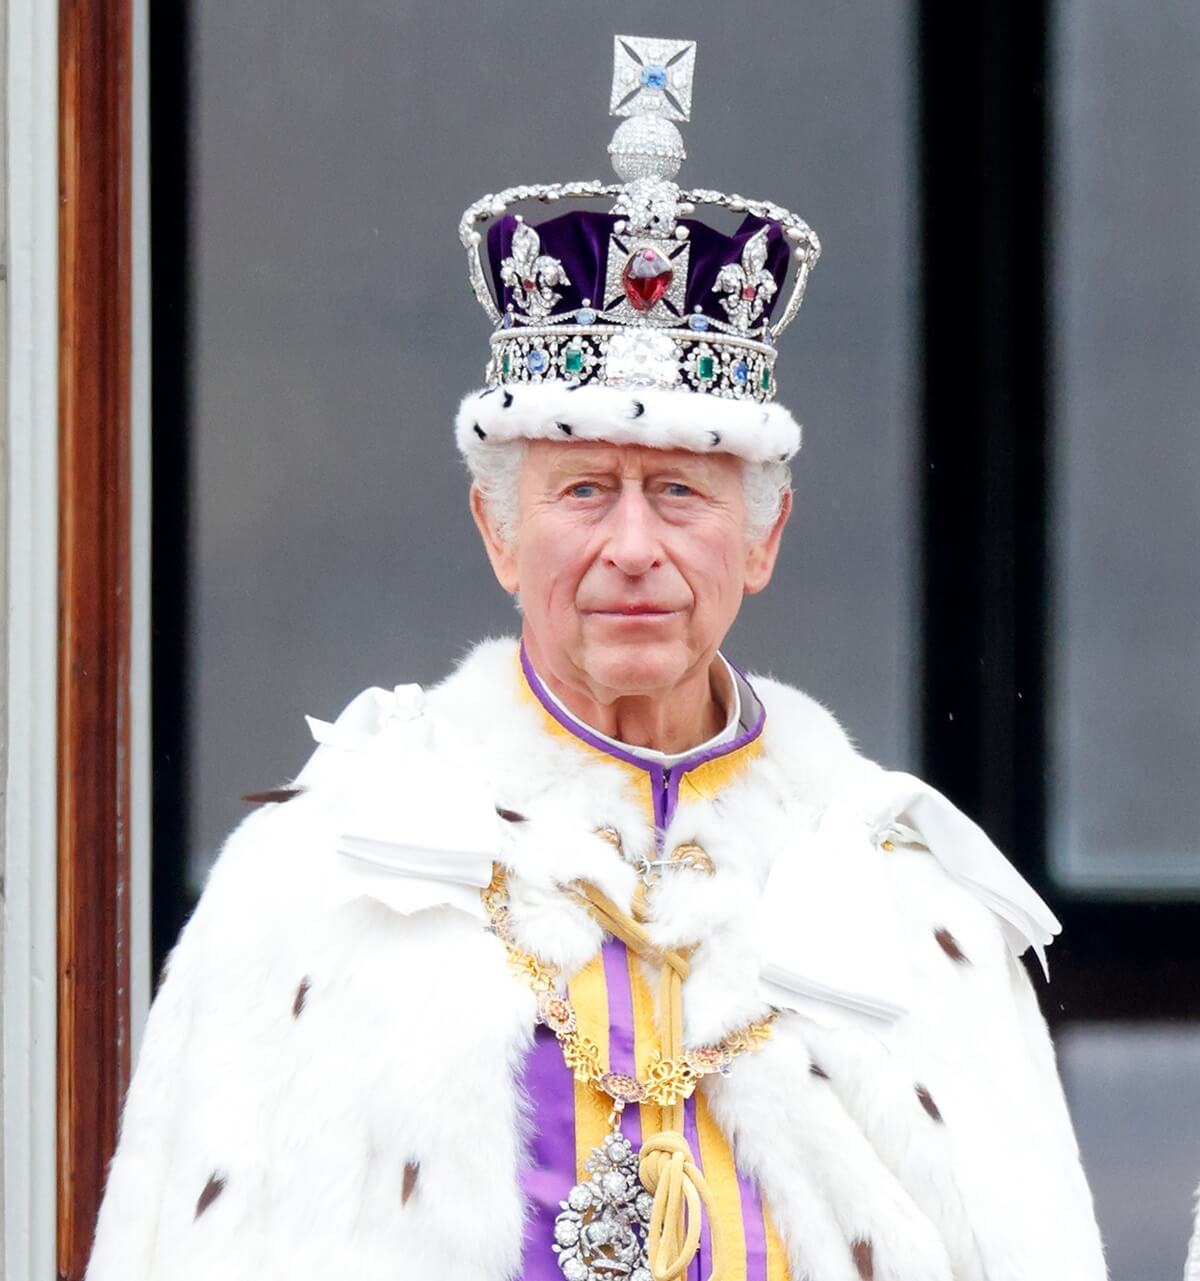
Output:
[56, 0, 144, 1275]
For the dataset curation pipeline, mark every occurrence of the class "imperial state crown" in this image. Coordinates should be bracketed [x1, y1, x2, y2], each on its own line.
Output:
[455, 35, 820, 465]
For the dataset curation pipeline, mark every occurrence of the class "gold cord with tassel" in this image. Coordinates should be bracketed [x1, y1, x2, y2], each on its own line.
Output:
[579, 884, 726, 1281]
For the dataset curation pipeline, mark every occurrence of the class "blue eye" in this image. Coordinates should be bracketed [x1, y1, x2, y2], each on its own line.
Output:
[665, 482, 693, 497]
[568, 483, 597, 498]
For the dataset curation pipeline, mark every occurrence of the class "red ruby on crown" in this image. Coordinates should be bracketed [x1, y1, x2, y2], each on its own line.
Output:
[621, 246, 674, 312]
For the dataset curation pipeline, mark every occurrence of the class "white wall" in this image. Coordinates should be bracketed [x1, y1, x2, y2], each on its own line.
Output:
[0, 0, 9, 1253]
[4, 1, 59, 1275]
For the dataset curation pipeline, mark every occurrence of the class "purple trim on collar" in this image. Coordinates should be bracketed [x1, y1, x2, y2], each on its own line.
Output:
[519, 641, 766, 838]
[519, 641, 765, 778]
[521, 641, 655, 771]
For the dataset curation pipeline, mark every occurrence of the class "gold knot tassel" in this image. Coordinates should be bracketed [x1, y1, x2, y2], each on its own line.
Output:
[582, 885, 726, 1281]
[639, 1130, 724, 1281]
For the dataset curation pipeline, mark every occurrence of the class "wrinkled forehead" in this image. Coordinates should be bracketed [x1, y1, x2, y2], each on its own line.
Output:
[523, 438, 743, 485]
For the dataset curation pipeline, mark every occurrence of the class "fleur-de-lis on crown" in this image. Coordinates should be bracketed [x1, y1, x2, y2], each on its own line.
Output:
[499, 220, 571, 320]
[712, 225, 778, 332]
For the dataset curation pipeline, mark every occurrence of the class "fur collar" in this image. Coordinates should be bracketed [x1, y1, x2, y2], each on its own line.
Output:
[296, 637, 1058, 1036]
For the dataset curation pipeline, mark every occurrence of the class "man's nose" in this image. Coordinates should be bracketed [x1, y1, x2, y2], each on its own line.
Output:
[601, 485, 663, 577]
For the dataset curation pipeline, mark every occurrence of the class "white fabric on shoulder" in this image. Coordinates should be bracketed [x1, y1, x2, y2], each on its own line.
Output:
[757, 798, 914, 1030]
[755, 766, 1062, 1027]
[301, 681, 425, 755]
[297, 683, 499, 923]
[849, 770, 1061, 977]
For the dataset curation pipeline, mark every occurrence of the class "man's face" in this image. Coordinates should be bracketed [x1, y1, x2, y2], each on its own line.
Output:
[472, 440, 790, 702]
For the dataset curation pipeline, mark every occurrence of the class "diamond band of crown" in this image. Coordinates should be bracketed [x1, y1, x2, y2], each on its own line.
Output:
[489, 325, 776, 400]
[459, 35, 820, 407]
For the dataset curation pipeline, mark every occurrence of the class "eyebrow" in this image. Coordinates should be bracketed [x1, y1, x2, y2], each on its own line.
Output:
[545, 450, 619, 474]
[546, 454, 717, 482]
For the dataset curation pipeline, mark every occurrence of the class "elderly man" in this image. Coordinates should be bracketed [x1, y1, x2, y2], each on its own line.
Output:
[87, 34, 1105, 1281]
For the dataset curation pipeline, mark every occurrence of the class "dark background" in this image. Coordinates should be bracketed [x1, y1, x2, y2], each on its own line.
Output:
[150, 4, 1200, 1276]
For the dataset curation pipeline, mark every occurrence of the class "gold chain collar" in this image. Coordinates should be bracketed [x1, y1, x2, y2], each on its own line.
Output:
[481, 864, 775, 1110]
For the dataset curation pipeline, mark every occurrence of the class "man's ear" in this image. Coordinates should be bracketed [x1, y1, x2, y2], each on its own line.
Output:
[470, 483, 520, 594]
[743, 487, 792, 595]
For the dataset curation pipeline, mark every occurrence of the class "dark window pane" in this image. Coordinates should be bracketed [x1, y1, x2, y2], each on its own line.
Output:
[1050, 1, 1200, 892]
[1059, 1023, 1200, 1277]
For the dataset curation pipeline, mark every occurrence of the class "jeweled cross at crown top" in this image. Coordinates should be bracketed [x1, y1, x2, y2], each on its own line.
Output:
[609, 35, 697, 123]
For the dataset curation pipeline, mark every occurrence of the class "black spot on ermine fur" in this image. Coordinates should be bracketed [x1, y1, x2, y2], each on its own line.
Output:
[495, 806, 527, 824]
[473, 423, 487, 440]
[242, 786, 303, 806]
[557, 422, 573, 435]
[934, 927, 970, 964]
[852, 1239, 875, 1280]
[709, 431, 721, 447]
[195, 1172, 226, 1219]
[402, 1161, 420, 1205]
[915, 1084, 944, 1123]
[630, 400, 645, 418]
[502, 390, 513, 408]
[809, 1061, 830, 1080]
[293, 977, 311, 1019]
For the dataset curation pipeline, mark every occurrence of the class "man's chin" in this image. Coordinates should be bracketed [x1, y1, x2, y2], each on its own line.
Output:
[581, 643, 690, 699]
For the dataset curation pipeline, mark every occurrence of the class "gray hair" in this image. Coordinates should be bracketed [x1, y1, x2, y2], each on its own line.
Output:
[467, 440, 790, 543]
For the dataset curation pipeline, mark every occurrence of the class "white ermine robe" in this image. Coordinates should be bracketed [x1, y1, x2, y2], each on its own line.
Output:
[86, 638, 1106, 1281]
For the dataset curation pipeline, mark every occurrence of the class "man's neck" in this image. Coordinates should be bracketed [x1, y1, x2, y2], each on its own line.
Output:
[523, 638, 731, 757]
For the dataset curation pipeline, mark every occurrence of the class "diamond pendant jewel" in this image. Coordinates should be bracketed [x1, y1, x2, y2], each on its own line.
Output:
[553, 1117, 652, 1281]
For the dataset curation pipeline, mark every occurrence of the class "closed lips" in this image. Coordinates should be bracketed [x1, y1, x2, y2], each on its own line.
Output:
[587, 604, 680, 615]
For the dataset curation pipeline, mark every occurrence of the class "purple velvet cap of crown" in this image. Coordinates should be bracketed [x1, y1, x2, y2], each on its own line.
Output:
[485, 209, 790, 325]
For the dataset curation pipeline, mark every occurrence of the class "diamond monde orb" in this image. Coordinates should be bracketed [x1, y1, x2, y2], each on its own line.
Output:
[608, 114, 686, 183]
